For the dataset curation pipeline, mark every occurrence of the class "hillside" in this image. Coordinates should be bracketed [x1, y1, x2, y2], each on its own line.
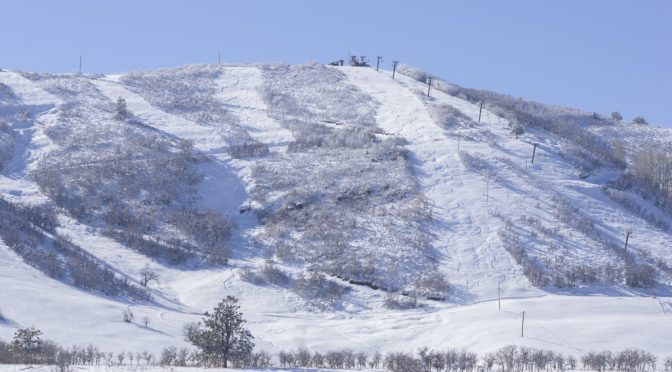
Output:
[0, 62, 671, 361]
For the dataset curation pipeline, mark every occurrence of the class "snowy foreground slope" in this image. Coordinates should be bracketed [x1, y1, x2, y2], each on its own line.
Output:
[0, 63, 671, 361]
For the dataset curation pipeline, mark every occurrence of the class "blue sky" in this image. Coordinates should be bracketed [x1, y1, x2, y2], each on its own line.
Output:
[1, 0, 670, 126]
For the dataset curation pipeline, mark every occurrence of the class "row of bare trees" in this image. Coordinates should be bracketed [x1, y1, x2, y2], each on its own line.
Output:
[2, 326, 668, 372]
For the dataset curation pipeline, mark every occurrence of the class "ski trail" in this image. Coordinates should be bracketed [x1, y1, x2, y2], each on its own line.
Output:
[0, 70, 61, 204]
[215, 66, 293, 150]
[91, 76, 228, 153]
[342, 67, 527, 301]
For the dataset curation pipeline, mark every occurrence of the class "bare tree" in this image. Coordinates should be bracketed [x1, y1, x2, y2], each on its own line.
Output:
[139, 264, 159, 286]
[122, 308, 134, 323]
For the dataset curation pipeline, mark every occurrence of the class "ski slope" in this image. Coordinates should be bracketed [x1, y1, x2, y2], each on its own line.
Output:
[342, 66, 533, 301]
[1, 64, 671, 362]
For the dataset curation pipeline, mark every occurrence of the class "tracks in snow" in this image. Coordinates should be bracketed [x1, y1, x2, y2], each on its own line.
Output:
[342, 67, 526, 301]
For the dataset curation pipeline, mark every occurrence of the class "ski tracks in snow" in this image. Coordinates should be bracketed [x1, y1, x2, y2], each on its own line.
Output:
[342, 67, 525, 301]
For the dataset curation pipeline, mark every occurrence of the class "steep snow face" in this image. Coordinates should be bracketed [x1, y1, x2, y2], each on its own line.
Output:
[0, 64, 671, 360]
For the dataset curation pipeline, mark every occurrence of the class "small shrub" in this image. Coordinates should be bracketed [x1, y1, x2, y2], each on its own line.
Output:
[292, 271, 349, 306]
[632, 116, 648, 125]
[228, 142, 269, 158]
[383, 292, 420, 310]
[122, 308, 134, 323]
[611, 111, 623, 121]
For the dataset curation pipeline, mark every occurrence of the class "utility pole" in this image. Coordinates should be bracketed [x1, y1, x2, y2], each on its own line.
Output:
[427, 77, 433, 97]
[218, 50, 221, 65]
[376, 56, 383, 71]
[78, 56, 82, 75]
[478, 101, 484, 122]
[521, 311, 525, 337]
[392, 60, 399, 79]
[498, 283, 501, 311]
[531, 143, 539, 164]
[624, 231, 631, 252]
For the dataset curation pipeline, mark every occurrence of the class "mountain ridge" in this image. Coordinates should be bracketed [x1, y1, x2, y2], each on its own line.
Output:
[0, 62, 670, 357]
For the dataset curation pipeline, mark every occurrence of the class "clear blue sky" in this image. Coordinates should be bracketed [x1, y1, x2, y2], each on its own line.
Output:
[2, 0, 670, 126]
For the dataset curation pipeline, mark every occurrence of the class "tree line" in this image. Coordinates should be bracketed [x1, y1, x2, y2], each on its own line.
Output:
[1, 296, 669, 371]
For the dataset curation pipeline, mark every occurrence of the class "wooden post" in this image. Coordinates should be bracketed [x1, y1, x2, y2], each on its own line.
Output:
[376, 56, 383, 71]
[218, 50, 221, 65]
[78, 56, 82, 74]
[392, 61, 399, 79]
[427, 77, 432, 97]
[521, 311, 525, 337]
[531, 143, 539, 164]
[478, 101, 484, 122]
[624, 231, 631, 252]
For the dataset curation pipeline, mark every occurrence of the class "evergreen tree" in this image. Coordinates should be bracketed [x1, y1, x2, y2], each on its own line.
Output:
[185, 296, 254, 368]
[114, 97, 129, 121]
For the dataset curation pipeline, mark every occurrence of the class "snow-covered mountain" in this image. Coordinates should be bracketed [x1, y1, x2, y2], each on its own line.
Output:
[0, 62, 670, 359]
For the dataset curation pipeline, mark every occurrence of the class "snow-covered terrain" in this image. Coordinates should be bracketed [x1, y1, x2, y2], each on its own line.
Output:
[1, 62, 671, 364]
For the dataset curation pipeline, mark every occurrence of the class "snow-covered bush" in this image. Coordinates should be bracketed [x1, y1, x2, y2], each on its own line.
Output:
[291, 271, 349, 307]
[632, 116, 649, 125]
[252, 148, 438, 294]
[0, 83, 19, 170]
[26, 73, 233, 264]
[240, 263, 290, 286]
[624, 263, 656, 288]
[260, 63, 380, 152]
[383, 292, 420, 310]
[0, 121, 15, 170]
[414, 272, 452, 299]
[113, 97, 130, 121]
[603, 187, 670, 230]
[122, 308, 134, 323]
[611, 111, 623, 121]
[427, 103, 475, 130]
[618, 148, 672, 213]
[459, 151, 490, 174]
[228, 142, 269, 158]
[396, 64, 430, 82]
[511, 122, 526, 138]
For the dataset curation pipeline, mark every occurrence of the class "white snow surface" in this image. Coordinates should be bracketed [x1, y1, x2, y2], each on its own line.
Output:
[0, 65, 671, 361]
